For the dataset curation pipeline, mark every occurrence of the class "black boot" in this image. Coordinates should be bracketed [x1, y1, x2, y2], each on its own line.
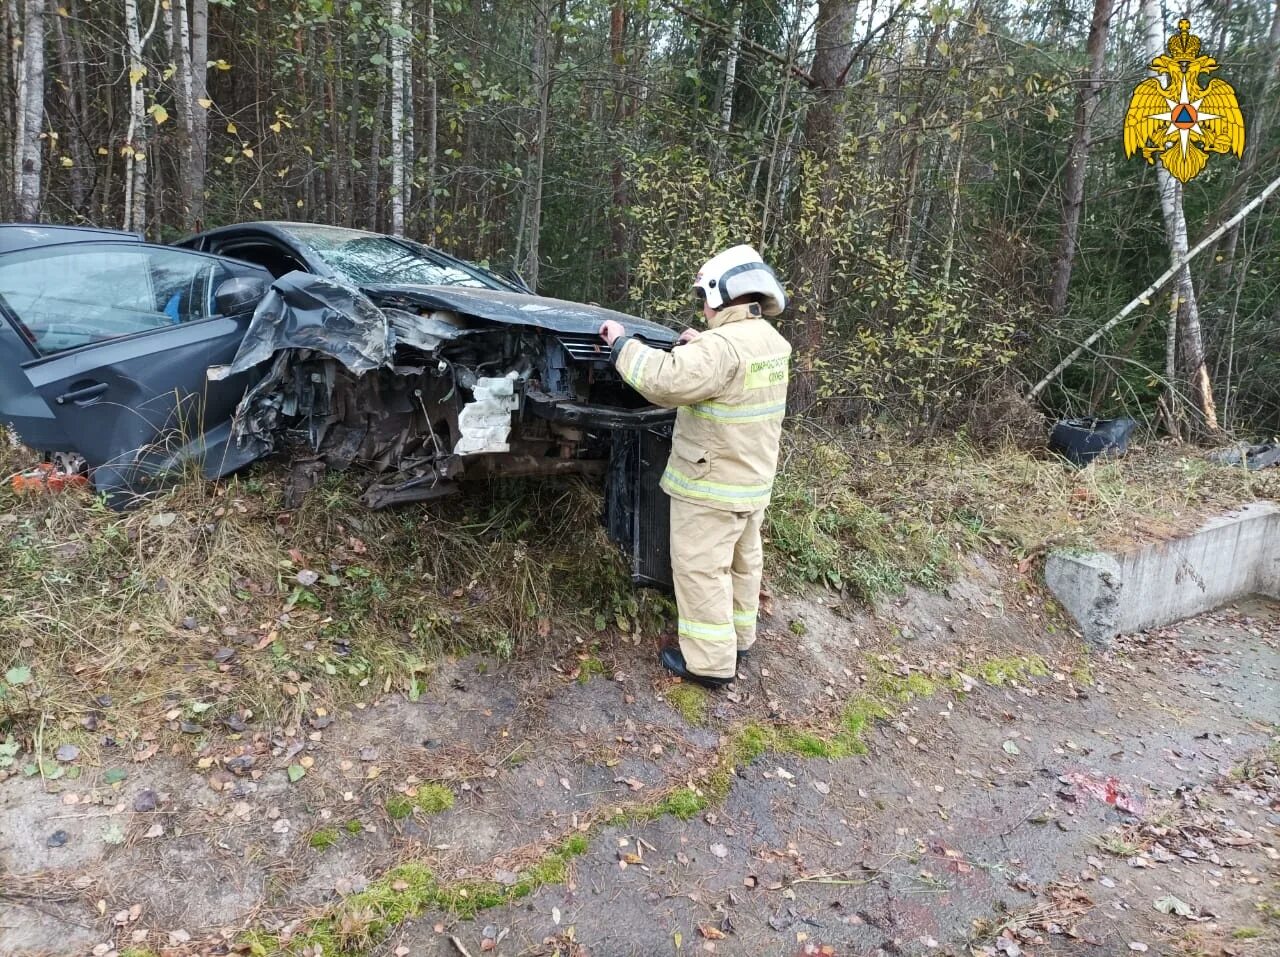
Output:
[659, 646, 732, 689]
[737, 649, 749, 667]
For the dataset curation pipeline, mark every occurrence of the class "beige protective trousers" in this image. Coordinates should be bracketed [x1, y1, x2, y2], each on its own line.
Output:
[669, 496, 765, 679]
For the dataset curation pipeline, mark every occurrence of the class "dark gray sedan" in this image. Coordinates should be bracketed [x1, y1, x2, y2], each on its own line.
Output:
[0, 222, 677, 585]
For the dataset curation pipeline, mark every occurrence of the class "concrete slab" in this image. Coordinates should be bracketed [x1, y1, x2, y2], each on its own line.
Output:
[1045, 500, 1280, 644]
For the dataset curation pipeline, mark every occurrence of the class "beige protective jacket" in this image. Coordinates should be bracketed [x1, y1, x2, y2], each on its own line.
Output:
[612, 303, 792, 512]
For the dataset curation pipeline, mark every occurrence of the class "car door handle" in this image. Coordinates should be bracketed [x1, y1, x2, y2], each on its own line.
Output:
[54, 382, 108, 406]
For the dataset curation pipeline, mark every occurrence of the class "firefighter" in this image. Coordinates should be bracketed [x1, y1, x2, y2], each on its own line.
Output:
[599, 245, 791, 688]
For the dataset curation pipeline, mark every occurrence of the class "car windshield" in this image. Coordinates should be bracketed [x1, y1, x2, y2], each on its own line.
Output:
[281, 225, 506, 289]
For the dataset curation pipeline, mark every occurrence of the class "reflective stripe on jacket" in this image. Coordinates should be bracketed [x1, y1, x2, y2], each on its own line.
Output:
[612, 302, 792, 512]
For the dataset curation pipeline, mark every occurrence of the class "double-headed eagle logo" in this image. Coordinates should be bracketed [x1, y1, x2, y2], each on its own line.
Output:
[1124, 18, 1245, 184]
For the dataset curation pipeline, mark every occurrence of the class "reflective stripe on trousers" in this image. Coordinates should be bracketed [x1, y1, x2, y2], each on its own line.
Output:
[669, 496, 766, 680]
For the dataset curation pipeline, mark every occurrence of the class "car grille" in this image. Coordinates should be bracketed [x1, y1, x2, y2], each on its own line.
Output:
[556, 333, 609, 362]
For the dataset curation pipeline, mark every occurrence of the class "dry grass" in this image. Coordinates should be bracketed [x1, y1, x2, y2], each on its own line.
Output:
[769, 426, 1279, 600]
[0, 439, 665, 748]
[2, 425, 1275, 751]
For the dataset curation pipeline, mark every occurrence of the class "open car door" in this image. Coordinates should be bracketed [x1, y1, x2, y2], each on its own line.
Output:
[0, 242, 271, 505]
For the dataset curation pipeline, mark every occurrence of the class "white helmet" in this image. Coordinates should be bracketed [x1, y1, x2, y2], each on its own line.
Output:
[693, 244, 787, 316]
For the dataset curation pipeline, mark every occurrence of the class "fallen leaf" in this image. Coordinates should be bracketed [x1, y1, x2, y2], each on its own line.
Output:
[710, 843, 729, 859]
[813, 781, 831, 795]
[55, 744, 80, 762]
[698, 925, 726, 940]
[1128, 944, 1148, 953]
[1153, 895, 1195, 918]
[288, 764, 306, 783]
[1002, 740, 1021, 756]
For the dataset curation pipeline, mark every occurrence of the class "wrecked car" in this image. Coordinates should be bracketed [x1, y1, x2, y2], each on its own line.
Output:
[0, 222, 677, 585]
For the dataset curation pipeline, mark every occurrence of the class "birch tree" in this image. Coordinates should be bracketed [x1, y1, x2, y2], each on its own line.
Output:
[424, 0, 438, 234]
[1140, 0, 1217, 432]
[388, 0, 406, 236]
[123, 0, 160, 234]
[14, 0, 44, 221]
[189, 0, 209, 227]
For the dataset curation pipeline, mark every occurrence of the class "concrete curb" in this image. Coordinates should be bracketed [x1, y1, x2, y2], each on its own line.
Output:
[1045, 501, 1280, 645]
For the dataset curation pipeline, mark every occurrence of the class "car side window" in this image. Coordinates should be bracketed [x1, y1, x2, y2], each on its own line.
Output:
[213, 240, 306, 279]
[0, 244, 228, 356]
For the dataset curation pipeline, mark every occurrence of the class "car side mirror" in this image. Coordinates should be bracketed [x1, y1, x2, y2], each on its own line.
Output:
[214, 276, 269, 315]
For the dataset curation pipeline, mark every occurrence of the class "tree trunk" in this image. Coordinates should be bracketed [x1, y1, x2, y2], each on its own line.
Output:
[1048, 0, 1113, 316]
[52, 4, 89, 213]
[718, 6, 740, 134]
[169, 0, 196, 227]
[123, 0, 151, 234]
[790, 0, 856, 412]
[424, 0, 438, 235]
[189, 0, 209, 228]
[366, 44, 387, 229]
[606, 0, 628, 301]
[1217, 0, 1280, 279]
[388, 0, 406, 235]
[1141, 0, 1217, 433]
[15, 0, 44, 221]
[522, 0, 552, 289]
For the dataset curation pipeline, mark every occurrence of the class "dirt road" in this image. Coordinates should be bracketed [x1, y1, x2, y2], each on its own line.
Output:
[2, 575, 1277, 957]
[387, 600, 1280, 957]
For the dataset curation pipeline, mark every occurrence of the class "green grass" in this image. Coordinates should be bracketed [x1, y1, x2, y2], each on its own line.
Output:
[1232, 928, 1264, 940]
[386, 783, 455, 821]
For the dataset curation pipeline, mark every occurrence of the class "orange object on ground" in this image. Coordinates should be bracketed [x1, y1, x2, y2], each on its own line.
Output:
[10, 462, 90, 494]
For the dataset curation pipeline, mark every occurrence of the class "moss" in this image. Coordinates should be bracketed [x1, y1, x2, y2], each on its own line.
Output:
[873, 671, 936, 701]
[344, 819, 363, 835]
[576, 656, 606, 685]
[646, 786, 707, 821]
[789, 618, 807, 636]
[977, 655, 1048, 686]
[664, 683, 708, 725]
[309, 827, 340, 850]
[385, 794, 414, 820]
[387, 783, 454, 820]
[247, 833, 589, 953]
[1232, 928, 1263, 940]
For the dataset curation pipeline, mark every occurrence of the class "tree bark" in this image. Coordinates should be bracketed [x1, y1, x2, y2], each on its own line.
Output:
[1048, 0, 1113, 316]
[15, 0, 44, 221]
[168, 0, 196, 227]
[424, 0, 438, 235]
[188, 0, 208, 228]
[1140, 0, 1217, 433]
[388, 0, 406, 235]
[52, 4, 89, 213]
[606, 0, 628, 301]
[522, 0, 552, 289]
[790, 0, 856, 412]
[123, 0, 152, 233]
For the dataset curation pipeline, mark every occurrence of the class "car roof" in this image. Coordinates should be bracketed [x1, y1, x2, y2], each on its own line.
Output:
[0, 223, 142, 254]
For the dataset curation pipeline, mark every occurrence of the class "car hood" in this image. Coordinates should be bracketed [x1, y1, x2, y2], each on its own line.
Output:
[362, 284, 678, 344]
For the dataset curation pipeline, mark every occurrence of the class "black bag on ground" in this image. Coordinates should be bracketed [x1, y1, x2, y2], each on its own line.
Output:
[1049, 417, 1137, 466]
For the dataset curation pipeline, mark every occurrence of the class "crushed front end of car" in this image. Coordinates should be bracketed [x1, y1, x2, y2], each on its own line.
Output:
[211, 272, 676, 587]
